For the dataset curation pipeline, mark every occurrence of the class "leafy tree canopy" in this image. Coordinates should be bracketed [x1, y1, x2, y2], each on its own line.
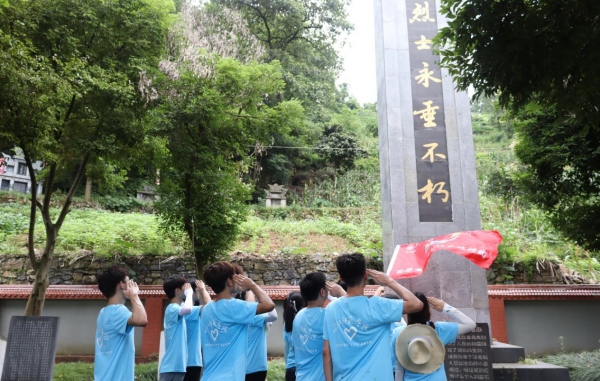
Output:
[0, 0, 172, 315]
[437, 0, 600, 250]
[437, 0, 600, 127]
[151, 2, 303, 270]
[512, 105, 600, 250]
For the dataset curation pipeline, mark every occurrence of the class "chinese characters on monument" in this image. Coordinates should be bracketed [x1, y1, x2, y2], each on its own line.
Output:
[408, 0, 452, 222]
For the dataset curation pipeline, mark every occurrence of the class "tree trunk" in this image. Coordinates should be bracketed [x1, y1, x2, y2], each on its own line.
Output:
[85, 177, 92, 201]
[194, 248, 206, 280]
[25, 225, 56, 316]
[24, 254, 51, 316]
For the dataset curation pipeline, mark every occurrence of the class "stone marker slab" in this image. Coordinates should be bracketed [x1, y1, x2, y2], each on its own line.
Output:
[445, 323, 494, 380]
[1, 316, 60, 381]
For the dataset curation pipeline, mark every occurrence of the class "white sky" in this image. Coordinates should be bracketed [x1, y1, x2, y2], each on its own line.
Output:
[337, 0, 377, 105]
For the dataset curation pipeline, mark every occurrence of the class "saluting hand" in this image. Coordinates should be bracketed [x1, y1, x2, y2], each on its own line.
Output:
[233, 274, 254, 291]
[366, 269, 394, 287]
[426, 296, 445, 311]
[326, 281, 346, 297]
[123, 280, 139, 299]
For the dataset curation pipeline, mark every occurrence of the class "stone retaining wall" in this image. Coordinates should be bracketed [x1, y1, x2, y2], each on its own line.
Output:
[0, 252, 590, 286]
[0, 252, 383, 286]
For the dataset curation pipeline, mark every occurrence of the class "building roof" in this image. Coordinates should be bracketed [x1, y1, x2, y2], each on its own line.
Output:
[488, 284, 600, 299]
[0, 284, 382, 300]
[2, 284, 598, 300]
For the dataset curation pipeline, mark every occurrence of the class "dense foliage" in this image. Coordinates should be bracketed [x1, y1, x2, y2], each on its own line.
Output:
[437, 0, 600, 252]
[0, 0, 173, 315]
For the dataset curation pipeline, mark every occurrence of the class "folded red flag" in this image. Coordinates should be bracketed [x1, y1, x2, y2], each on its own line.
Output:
[386, 230, 503, 279]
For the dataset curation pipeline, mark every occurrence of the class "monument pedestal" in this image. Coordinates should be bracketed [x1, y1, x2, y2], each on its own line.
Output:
[491, 342, 570, 381]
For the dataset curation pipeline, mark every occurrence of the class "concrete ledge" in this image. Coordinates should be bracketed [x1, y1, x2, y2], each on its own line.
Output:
[493, 361, 570, 381]
[491, 341, 526, 363]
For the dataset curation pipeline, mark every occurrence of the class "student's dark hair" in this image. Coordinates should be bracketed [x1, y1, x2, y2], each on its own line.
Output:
[98, 265, 129, 298]
[283, 291, 305, 333]
[204, 261, 240, 294]
[407, 292, 435, 329]
[163, 275, 187, 300]
[299, 272, 326, 302]
[335, 253, 366, 287]
[337, 280, 347, 291]
[381, 294, 399, 299]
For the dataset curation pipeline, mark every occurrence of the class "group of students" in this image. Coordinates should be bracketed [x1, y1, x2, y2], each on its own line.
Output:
[282, 253, 476, 381]
[93, 253, 476, 381]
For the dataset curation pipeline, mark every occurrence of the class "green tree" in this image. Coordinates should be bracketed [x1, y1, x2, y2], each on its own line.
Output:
[211, 0, 353, 186]
[151, 2, 303, 273]
[512, 106, 600, 250]
[437, 0, 600, 251]
[317, 124, 367, 173]
[437, 0, 600, 124]
[0, 0, 172, 315]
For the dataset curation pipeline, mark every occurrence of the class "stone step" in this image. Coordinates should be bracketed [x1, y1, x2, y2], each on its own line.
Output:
[491, 341, 526, 363]
[493, 361, 570, 381]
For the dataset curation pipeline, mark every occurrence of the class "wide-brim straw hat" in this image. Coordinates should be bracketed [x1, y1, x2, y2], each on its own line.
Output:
[395, 324, 445, 374]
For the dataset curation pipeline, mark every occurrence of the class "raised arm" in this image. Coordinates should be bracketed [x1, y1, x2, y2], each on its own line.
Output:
[326, 281, 346, 301]
[246, 290, 278, 322]
[366, 269, 423, 314]
[179, 283, 194, 316]
[195, 280, 211, 305]
[124, 280, 148, 327]
[233, 274, 275, 314]
[427, 296, 476, 335]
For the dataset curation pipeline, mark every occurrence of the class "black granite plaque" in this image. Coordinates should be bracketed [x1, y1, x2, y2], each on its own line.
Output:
[445, 323, 494, 380]
[1, 316, 60, 381]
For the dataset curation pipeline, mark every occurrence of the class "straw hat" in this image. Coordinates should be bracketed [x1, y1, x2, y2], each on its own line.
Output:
[395, 324, 445, 374]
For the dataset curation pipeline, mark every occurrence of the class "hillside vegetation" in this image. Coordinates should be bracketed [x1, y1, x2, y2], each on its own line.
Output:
[1, 101, 598, 282]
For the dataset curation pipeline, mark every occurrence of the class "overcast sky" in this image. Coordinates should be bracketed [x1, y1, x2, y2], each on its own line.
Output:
[337, 0, 377, 105]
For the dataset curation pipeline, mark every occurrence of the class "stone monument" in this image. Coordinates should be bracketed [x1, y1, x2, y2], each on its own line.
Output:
[374, 0, 489, 324]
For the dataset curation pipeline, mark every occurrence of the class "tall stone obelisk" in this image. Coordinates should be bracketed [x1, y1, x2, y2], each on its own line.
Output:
[374, 0, 489, 323]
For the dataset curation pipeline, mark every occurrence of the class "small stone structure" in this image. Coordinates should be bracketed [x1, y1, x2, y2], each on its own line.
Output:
[136, 185, 158, 202]
[265, 184, 287, 208]
[0, 252, 589, 286]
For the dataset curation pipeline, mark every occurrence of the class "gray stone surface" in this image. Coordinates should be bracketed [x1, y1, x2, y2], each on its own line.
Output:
[374, 0, 487, 323]
[493, 362, 570, 381]
[491, 342, 526, 364]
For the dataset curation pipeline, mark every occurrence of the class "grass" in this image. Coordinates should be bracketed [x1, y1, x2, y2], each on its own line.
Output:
[0, 202, 188, 257]
[52, 359, 287, 381]
[542, 350, 600, 381]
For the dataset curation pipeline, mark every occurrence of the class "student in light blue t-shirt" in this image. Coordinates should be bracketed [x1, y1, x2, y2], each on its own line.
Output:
[95, 265, 148, 381]
[393, 293, 476, 381]
[292, 272, 346, 381]
[160, 276, 195, 381]
[238, 290, 278, 381]
[200, 261, 275, 381]
[323, 253, 423, 381]
[282, 291, 305, 381]
[183, 279, 212, 381]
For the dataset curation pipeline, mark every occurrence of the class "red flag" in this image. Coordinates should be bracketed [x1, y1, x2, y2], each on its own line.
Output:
[0, 157, 4, 175]
[386, 230, 503, 279]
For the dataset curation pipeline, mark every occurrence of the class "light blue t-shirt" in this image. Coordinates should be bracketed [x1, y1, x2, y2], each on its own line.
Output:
[160, 303, 188, 373]
[292, 307, 326, 381]
[246, 314, 269, 373]
[200, 298, 258, 381]
[390, 321, 407, 372]
[283, 329, 295, 369]
[323, 296, 404, 381]
[184, 306, 203, 367]
[395, 322, 459, 381]
[94, 304, 134, 381]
